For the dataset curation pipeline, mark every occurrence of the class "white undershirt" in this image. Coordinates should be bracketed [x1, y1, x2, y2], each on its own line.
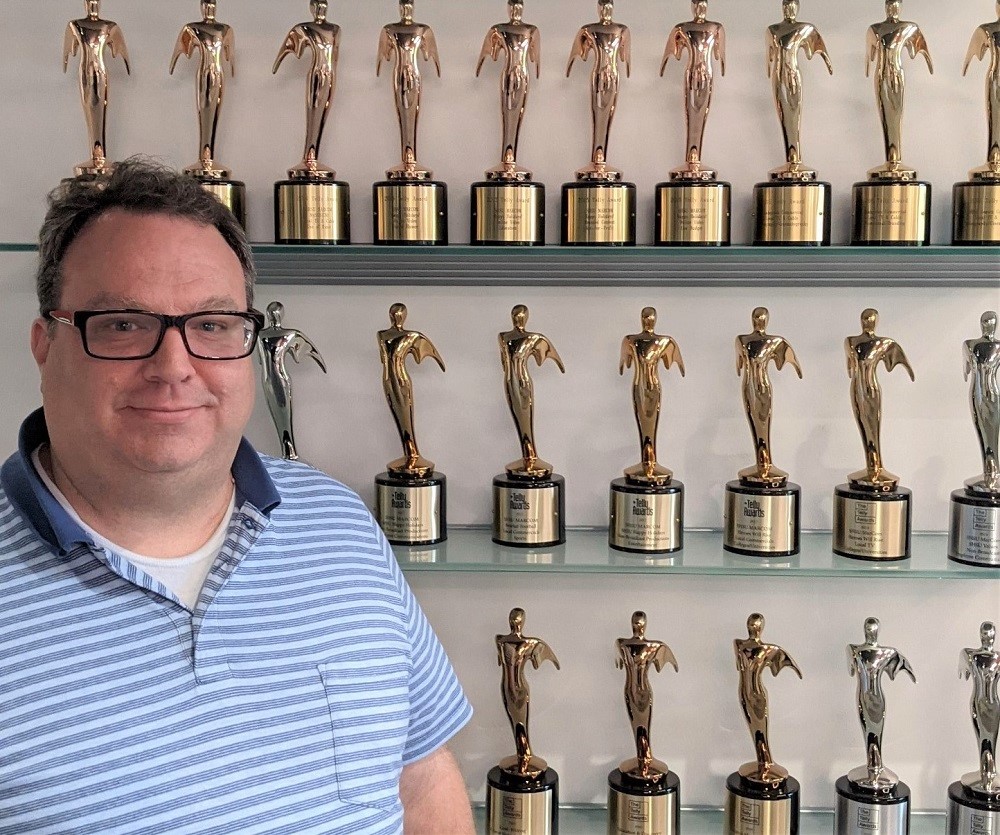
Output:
[32, 448, 235, 610]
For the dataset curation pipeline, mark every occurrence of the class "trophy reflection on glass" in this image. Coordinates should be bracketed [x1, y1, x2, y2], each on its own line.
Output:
[656, 0, 731, 246]
[834, 618, 916, 835]
[272, 0, 351, 245]
[752, 0, 833, 246]
[493, 305, 566, 548]
[608, 612, 681, 835]
[472, 0, 545, 246]
[851, 1, 933, 246]
[833, 309, 915, 561]
[374, 304, 447, 546]
[950, 311, 1000, 567]
[374, 1, 447, 245]
[63, 1, 131, 179]
[562, 0, 637, 246]
[724, 614, 802, 835]
[954, 6, 1000, 244]
[169, 1, 245, 227]
[609, 308, 686, 554]
[948, 622, 1000, 833]
[486, 608, 560, 835]
[257, 302, 327, 462]
[724, 308, 803, 558]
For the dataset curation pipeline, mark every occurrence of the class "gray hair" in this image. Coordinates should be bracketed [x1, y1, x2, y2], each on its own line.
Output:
[36, 157, 255, 316]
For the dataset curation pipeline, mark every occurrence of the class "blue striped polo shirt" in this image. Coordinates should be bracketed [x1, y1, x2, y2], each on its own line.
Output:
[0, 409, 472, 834]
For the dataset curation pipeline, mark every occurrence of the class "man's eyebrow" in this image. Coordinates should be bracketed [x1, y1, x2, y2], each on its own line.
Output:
[79, 293, 244, 310]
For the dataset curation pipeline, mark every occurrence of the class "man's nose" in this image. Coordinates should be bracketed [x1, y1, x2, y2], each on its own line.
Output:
[142, 326, 196, 382]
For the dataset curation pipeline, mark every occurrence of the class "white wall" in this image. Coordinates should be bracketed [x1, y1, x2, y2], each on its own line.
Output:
[0, 0, 997, 815]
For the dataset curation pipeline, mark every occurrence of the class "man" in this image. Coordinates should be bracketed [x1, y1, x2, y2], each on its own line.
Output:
[0, 159, 474, 834]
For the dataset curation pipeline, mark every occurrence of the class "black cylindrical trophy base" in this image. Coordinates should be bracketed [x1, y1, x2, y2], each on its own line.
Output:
[492, 473, 566, 548]
[607, 769, 680, 835]
[834, 776, 910, 835]
[374, 471, 446, 546]
[274, 180, 351, 244]
[850, 180, 931, 246]
[833, 484, 912, 561]
[197, 177, 247, 229]
[949, 489, 1000, 567]
[947, 781, 1000, 835]
[724, 772, 800, 835]
[486, 765, 559, 835]
[561, 181, 637, 246]
[471, 181, 545, 246]
[752, 181, 831, 246]
[723, 481, 801, 557]
[608, 478, 683, 554]
[655, 180, 731, 246]
[373, 180, 448, 245]
[953, 180, 1000, 245]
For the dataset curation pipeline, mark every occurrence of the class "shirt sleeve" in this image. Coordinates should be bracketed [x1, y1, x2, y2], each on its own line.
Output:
[376, 523, 473, 765]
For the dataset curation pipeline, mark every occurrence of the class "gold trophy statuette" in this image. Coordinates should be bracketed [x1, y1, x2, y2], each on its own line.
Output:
[724, 308, 803, 558]
[169, 0, 245, 227]
[655, 0, 731, 246]
[724, 614, 803, 835]
[63, 0, 131, 179]
[954, 4, 1000, 244]
[472, 0, 545, 246]
[752, 0, 833, 246]
[374, 304, 447, 546]
[851, 0, 933, 246]
[949, 311, 1000, 567]
[486, 608, 560, 835]
[834, 618, 917, 835]
[374, 1, 447, 245]
[562, 0, 637, 246]
[609, 308, 687, 555]
[493, 305, 566, 547]
[833, 309, 915, 561]
[608, 612, 681, 835]
[948, 622, 1000, 833]
[273, 0, 350, 245]
[256, 301, 327, 462]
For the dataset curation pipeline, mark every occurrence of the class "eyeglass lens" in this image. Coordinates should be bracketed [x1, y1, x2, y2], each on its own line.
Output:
[84, 312, 256, 359]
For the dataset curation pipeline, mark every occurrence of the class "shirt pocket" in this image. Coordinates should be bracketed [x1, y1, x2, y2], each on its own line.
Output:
[319, 648, 411, 810]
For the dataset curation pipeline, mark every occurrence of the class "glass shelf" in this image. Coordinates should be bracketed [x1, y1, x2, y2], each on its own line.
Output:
[472, 804, 945, 833]
[2, 243, 996, 288]
[395, 528, 998, 579]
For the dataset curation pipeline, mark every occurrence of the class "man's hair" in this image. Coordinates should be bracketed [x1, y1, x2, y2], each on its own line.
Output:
[37, 157, 255, 316]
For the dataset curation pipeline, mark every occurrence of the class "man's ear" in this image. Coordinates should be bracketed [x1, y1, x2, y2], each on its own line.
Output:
[30, 318, 51, 368]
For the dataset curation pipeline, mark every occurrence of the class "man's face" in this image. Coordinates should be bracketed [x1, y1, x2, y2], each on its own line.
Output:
[31, 211, 255, 488]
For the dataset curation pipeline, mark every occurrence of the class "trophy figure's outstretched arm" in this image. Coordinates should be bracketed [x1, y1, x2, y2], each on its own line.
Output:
[475, 29, 502, 77]
[422, 27, 442, 77]
[660, 26, 686, 76]
[566, 29, 591, 77]
[716, 24, 727, 77]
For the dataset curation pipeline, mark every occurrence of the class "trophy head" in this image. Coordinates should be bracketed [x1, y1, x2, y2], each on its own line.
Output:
[863, 617, 880, 645]
[508, 0, 524, 24]
[885, 1, 901, 23]
[860, 308, 879, 335]
[509, 607, 526, 632]
[201, 0, 217, 23]
[265, 301, 285, 327]
[599, 0, 614, 24]
[982, 310, 998, 340]
[311, 0, 329, 23]
[640, 307, 657, 333]
[751, 306, 769, 333]
[692, 1, 708, 23]
[389, 302, 408, 328]
[782, 0, 799, 23]
[983, 621, 997, 651]
[399, 1, 415, 24]
[746, 612, 765, 640]
[511, 304, 529, 330]
[85, 0, 101, 20]
[631, 610, 647, 637]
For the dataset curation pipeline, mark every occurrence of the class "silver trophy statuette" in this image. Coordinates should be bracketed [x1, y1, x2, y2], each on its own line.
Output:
[835, 618, 916, 835]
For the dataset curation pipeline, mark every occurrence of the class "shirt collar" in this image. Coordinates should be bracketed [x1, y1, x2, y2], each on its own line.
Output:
[0, 408, 280, 556]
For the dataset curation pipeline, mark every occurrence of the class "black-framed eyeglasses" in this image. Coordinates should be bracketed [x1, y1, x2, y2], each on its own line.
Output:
[45, 308, 266, 361]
